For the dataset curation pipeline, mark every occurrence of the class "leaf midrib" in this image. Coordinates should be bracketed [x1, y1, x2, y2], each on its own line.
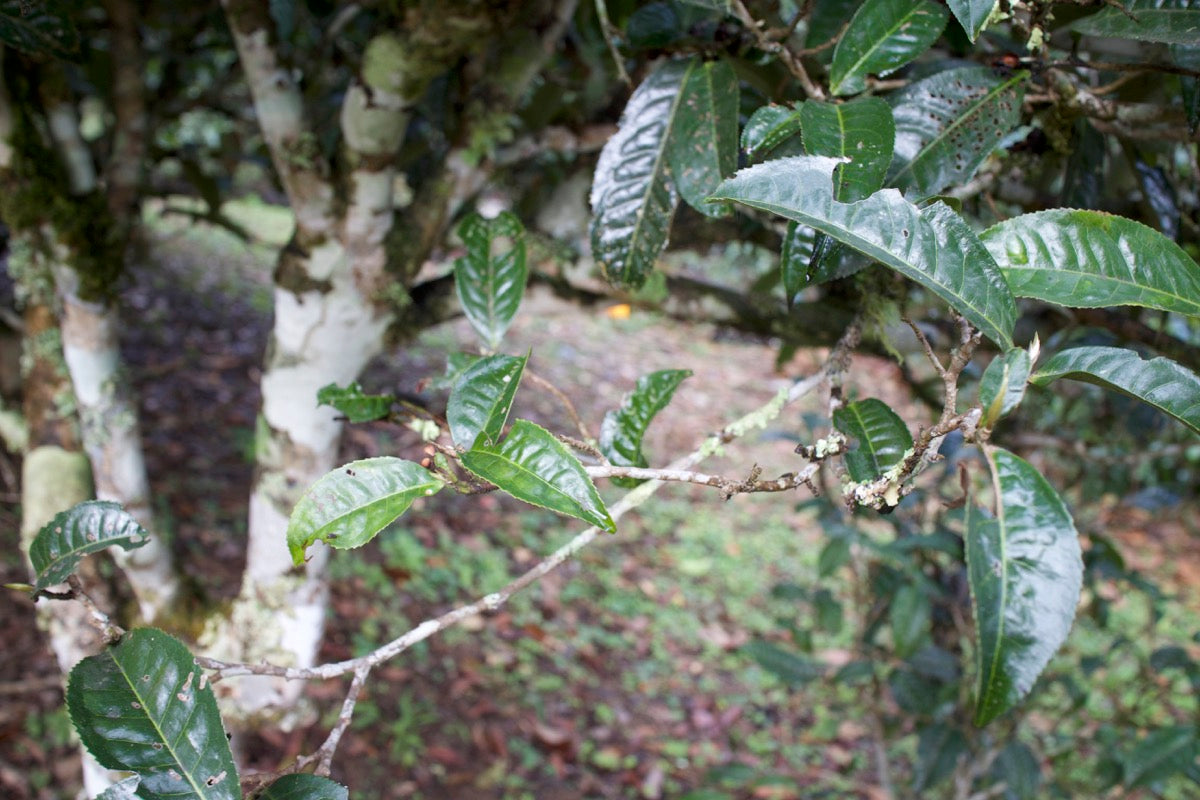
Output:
[1002, 263, 1200, 314]
[833, 0, 939, 94]
[465, 442, 608, 529]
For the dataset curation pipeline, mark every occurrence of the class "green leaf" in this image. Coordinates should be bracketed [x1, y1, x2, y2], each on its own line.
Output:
[979, 347, 1032, 427]
[833, 398, 914, 482]
[590, 58, 695, 288]
[260, 774, 350, 800]
[781, 222, 816, 304]
[454, 212, 528, 350]
[287, 458, 444, 564]
[316, 382, 394, 423]
[741, 104, 804, 161]
[914, 724, 967, 791]
[29, 501, 149, 590]
[1072, 0, 1200, 45]
[818, 536, 852, 577]
[447, 354, 527, 450]
[1122, 726, 1199, 787]
[599, 369, 692, 488]
[1030, 346, 1200, 435]
[95, 777, 142, 800]
[947, 0, 997, 40]
[990, 742, 1042, 799]
[743, 640, 824, 686]
[66, 628, 239, 800]
[1174, 44, 1200, 133]
[0, 0, 79, 59]
[462, 420, 615, 532]
[799, 97, 895, 202]
[889, 67, 1026, 198]
[667, 59, 739, 218]
[890, 583, 930, 658]
[829, 0, 949, 96]
[967, 449, 1083, 726]
[982, 210, 1200, 316]
[429, 352, 482, 392]
[711, 156, 1016, 348]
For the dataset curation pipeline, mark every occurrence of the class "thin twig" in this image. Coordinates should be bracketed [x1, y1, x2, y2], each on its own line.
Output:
[526, 369, 593, 441]
[594, 0, 631, 88]
[47, 576, 125, 644]
[903, 317, 947, 378]
[732, 0, 825, 99]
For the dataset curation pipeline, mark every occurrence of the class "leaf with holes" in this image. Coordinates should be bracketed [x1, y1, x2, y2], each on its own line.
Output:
[967, 449, 1082, 726]
[833, 398, 913, 482]
[979, 347, 1033, 427]
[947, 0, 998, 40]
[667, 59, 739, 217]
[462, 420, 615, 532]
[454, 212, 527, 350]
[741, 104, 804, 161]
[830, 0, 949, 96]
[29, 501, 149, 591]
[1030, 346, 1200, 435]
[599, 369, 692, 488]
[590, 58, 694, 288]
[0, 0, 79, 58]
[982, 210, 1200, 316]
[66, 628, 239, 800]
[889, 67, 1026, 198]
[287, 458, 444, 564]
[447, 354, 527, 449]
[260, 774, 350, 800]
[1072, 0, 1200, 45]
[711, 156, 1016, 348]
[316, 382, 394, 423]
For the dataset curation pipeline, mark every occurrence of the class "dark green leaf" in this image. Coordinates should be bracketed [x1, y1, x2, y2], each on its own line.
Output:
[781, 222, 817, 304]
[711, 157, 1017, 348]
[1030, 346, 1200, 435]
[890, 583, 930, 658]
[741, 104, 804, 161]
[1123, 726, 1198, 787]
[743, 640, 823, 686]
[813, 588, 843, 633]
[95, 777, 141, 800]
[668, 59, 739, 217]
[260, 774, 350, 800]
[818, 536, 852, 577]
[889, 67, 1026, 198]
[287, 458, 444, 564]
[982, 209, 1200, 316]
[829, 0, 949, 96]
[430, 352, 483, 392]
[799, 97, 895, 202]
[316, 382, 394, 423]
[0, 0, 79, 58]
[626, 2, 684, 49]
[454, 212, 528, 350]
[599, 369, 692, 487]
[29, 501, 149, 590]
[1174, 44, 1200, 133]
[1061, 119, 1107, 208]
[979, 347, 1032, 427]
[946, 0, 995, 40]
[447, 354, 527, 449]
[462, 420, 615, 532]
[66, 629, 239, 800]
[1072, 0, 1200, 45]
[915, 724, 966, 790]
[807, 0, 865, 59]
[968, 449, 1083, 726]
[590, 58, 694, 288]
[833, 398, 914, 482]
[990, 742, 1042, 799]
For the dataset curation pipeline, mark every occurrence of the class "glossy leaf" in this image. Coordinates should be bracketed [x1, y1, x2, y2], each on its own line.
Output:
[454, 211, 528, 350]
[1122, 726, 1198, 787]
[781, 222, 817, 304]
[447, 354, 527, 449]
[711, 157, 1016, 348]
[743, 640, 823, 686]
[967, 449, 1083, 726]
[667, 59, 739, 217]
[741, 104, 804, 161]
[590, 58, 692, 288]
[979, 347, 1032, 427]
[260, 774, 350, 800]
[799, 97, 895, 202]
[316, 382, 394, 423]
[889, 67, 1026, 198]
[287, 458, 444, 564]
[1072, 0, 1200, 45]
[982, 210, 1200, 317]
[0, 0, 79, 59]
[96, 777, 141, 800]
[829, 0, 949, 96]
[66, 628, 239, 800]
[462, 420, 615, 532]
[947, 0, 996, 40]
[1030, 346, 1200, 435]
[833, 398, 913, 482]
[599, 369, 692, 488]
[29, 501, 149, 590]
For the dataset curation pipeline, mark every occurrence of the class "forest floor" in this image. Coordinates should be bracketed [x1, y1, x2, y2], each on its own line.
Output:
[2, 202, 1198, 799]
